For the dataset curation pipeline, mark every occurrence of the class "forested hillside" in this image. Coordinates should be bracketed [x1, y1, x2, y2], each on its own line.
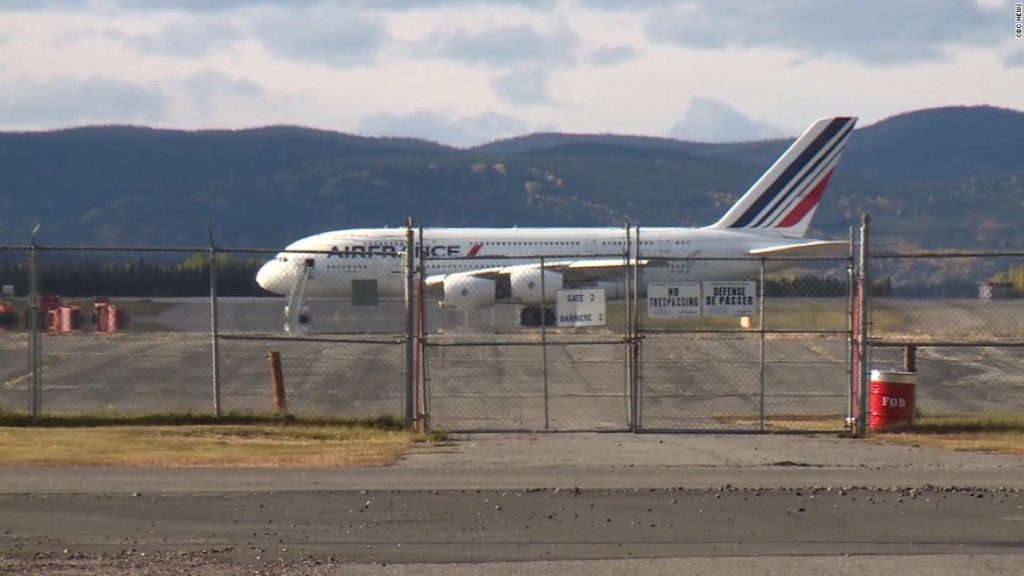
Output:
[1, 106, 1022, 252]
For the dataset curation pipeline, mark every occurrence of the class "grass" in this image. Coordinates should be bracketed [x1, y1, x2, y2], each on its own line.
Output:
[712, 412, 1024, 456]
[712, 413, 847, 432]
[871, 414, 1024, 456]
[0, 411, 403, 429]
[2, 408, 1021, 467]
[0, 412, 443, 467]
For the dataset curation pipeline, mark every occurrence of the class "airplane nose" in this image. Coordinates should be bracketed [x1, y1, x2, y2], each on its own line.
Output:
[256, 260, 283, 294]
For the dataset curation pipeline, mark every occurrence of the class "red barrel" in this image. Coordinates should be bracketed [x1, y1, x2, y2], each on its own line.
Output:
[869, 370, 916, 430]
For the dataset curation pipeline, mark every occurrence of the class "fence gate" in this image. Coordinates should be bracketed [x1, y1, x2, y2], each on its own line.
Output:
[636, 254, 854, 433]
[424, 334, 630, 432]
[420, 250, 633, 432]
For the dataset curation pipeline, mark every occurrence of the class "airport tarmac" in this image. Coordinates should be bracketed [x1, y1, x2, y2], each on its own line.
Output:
[1, 297, 1022, 430]
[1, 292, 1023, 574]
[1, 433, 1023, 574]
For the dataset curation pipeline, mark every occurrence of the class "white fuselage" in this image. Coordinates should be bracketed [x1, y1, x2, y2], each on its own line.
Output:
[255, 116, 857, 308]
[256, 226, 812, 299]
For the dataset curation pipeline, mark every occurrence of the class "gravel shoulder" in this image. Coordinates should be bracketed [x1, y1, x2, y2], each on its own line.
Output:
[2, 433, 1022, 494]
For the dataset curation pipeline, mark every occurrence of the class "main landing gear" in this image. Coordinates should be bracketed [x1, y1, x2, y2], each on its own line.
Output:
[519, 305, 556, 327]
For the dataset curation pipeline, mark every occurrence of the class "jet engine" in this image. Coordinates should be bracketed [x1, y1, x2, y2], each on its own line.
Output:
[510, 269, 563, 303]
[443, 275, 496, 310]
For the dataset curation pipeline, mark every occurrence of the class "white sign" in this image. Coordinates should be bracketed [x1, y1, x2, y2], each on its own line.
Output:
[556, 288, 606, 328]
[0, 285, 12, 298]
[647, 283, 701, 318]
[702, 281, 757, 317]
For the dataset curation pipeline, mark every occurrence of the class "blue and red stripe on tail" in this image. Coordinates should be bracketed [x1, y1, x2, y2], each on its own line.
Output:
[707, 116, 857, 238]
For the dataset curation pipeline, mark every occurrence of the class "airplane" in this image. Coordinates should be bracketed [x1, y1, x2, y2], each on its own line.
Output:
[256, 116, 857, 328]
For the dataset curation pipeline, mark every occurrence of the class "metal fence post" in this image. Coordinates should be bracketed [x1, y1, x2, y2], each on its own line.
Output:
[856, 215, 871, 437]
[622, 222, 633, 429]
[847, 226, 856, 429]
[759, 258, 766, 432]
[404, 218, 415, 428]
[208, 227, 222, 417]
[541, 256, 549, 430]
[27, 227, 41, 419]
[632, 225, 641, 431]
[417, 226, 429, 431]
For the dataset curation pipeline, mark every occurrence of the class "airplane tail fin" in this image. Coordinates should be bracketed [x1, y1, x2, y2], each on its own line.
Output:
[707, 116, 857, 238]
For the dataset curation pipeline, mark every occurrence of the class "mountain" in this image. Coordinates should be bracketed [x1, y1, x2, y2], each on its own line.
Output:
[0, 106, 1022, 253]
[471, 132, 706, 156]
[841, 106, 1024, 183]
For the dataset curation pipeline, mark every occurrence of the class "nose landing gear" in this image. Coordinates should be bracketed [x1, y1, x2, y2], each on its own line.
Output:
[284, 258, 315, 333]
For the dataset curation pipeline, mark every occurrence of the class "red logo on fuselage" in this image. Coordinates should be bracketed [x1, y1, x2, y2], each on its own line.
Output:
[467, 243, 483, 257]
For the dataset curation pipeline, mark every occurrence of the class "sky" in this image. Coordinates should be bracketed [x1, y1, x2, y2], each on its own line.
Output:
[0, 0, 1021, 147]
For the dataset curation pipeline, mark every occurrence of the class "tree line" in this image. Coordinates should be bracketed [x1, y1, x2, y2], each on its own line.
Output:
[990, 265, 1024, 297]
[0, 253, 894, 300]
[0, 254, 266, 298]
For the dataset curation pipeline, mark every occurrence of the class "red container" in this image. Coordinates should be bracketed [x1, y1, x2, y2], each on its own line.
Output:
[112, 306, 127, 331]
[869, 370, 916, 431]
[94, 302, 111, 332]
[59, 306, 81, 332]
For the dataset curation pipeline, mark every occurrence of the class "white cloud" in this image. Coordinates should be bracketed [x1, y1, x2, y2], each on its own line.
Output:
[0, 0, 1020, 142]
[1007, 48, 1024, 68]
[645, 0, 1003, 65]
[491, 68, 552, 105]
[108, 0, 555, 11]
[250, 6, 388, 68]
[358, 110, 529, 147]
[0, 0, 92, 11]
[184, 70, 264, 118]
[578, 0, 673, 8]
[112, 18, 243, 57]
[365, 0, 555, 9]
[669, 98, 786, 142]
[428, 22, 579, 66]
[108, 0, 317, 12]
[0, 77, 168, 125]
[588, 44, 637, 66]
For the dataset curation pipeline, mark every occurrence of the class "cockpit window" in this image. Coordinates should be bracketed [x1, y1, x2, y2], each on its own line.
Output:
[277, 256, 288, 263]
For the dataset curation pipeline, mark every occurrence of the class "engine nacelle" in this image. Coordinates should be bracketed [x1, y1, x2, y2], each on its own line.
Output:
[596, 281, 625, 300]
[510, 269, 563, 303]
[443, 275, 496, 310]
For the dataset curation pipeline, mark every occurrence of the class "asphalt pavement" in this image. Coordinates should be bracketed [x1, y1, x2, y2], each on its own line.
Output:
[1, 433, 1024, 574]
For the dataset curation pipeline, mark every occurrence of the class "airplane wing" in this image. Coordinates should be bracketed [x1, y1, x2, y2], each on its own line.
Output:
[424, 258, 649, 287]
[748, 240, 850, 258]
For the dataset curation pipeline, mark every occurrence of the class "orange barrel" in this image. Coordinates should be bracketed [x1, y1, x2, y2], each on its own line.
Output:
[94, 303, 109, 332]
[107, 305, 119, 333]
[60, 307, 72, 332]
[60, 306, 81, 332]
[869, 370, 916, 431]
[112, 306, 127, 331]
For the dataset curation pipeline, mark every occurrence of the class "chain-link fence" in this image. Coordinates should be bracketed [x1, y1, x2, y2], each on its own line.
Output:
[0, 243, 409, 420]
[868, 251, 1024, 421]
[636, 255, 853, 432]
[0, 246, 224, 416]
[418, 233, 633, 431]
[2, 224, 1023, 433]
[217, 246, 407, 419]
